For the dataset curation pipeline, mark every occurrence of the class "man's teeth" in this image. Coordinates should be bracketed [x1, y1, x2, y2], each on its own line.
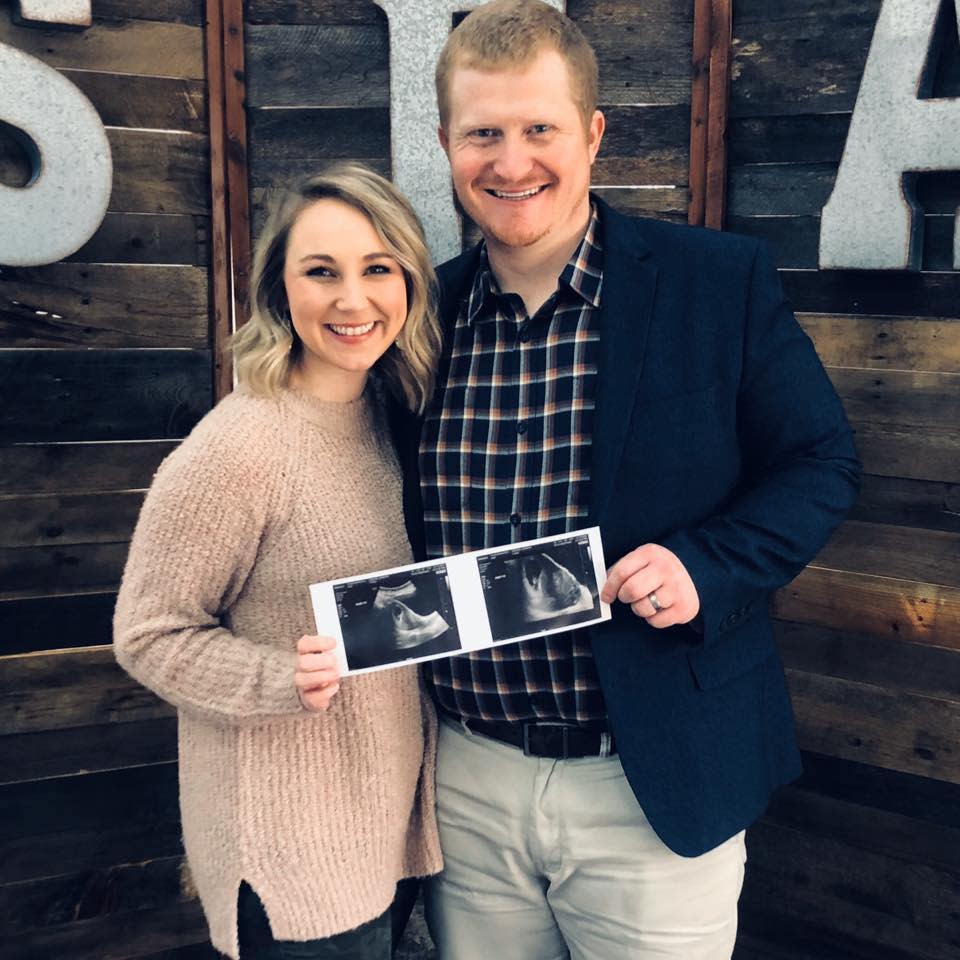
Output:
[329, 322, 375, 336]
[492, 187, 543, 199]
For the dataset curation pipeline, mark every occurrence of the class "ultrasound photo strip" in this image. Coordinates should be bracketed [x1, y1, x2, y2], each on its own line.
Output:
[309, 527, 611, 676]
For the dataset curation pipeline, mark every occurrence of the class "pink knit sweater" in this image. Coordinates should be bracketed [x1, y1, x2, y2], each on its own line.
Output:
[114, 386, 442, 959]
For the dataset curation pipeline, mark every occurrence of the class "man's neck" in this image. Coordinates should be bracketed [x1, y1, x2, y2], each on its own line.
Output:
[485, 202, 592, 317]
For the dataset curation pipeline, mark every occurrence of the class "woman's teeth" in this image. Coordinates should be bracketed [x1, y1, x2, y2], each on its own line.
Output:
[329, 322, 375, 336]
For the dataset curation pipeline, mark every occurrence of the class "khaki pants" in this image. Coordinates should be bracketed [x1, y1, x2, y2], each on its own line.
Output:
[425, 716, 746, 960]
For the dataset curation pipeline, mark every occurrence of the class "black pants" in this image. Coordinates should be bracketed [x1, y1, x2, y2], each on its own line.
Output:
[237, 879, 419, 959]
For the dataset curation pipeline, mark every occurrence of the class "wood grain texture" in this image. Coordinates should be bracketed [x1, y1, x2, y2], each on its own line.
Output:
[0, 491, 144, 548]
[0, 264, 209, 348]
[0, 855, 188, 936]
[0, 441, 174, 496]
[0, 716, 177, 785]
[61, 70, 207, 133]
[773, 565, 960, 650]
[0, 348, 211, 443]
[0, 762, 183, 884]
[851, 474, 960, 534]
[0, 16, 204, 80]
[0, 592, 119, 655]
[65, 213, 209, 267]
[0, 647, 172, 738]
[107, 129, 211, 215]
[0, 541, 130, 599]
[93, 0, 204, 24]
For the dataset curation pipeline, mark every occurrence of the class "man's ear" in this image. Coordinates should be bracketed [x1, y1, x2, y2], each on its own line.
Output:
[438, 125, 449, 152]
[587, 109, 605, 164]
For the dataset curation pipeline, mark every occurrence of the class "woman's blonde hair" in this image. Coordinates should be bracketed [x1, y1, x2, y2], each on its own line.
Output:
[231, 163, 441, 414]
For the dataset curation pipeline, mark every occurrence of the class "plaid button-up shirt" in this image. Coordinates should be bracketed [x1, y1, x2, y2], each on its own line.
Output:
[420, 206, 607, 723]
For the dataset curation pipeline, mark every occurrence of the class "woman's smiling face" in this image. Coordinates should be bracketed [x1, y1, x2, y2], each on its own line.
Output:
[283, 198, 408, 400]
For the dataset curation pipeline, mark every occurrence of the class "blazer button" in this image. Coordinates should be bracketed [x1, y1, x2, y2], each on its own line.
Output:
[509, 512, 522, 527]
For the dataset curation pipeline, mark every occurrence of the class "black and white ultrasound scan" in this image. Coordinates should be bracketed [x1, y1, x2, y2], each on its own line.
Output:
[477, 535, 602, 643]
[310, 528, 610, 675]
[333, 564, 462, 670]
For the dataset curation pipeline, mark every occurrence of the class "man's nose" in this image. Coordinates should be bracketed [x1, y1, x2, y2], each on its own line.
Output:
[491, 135, 535, 183]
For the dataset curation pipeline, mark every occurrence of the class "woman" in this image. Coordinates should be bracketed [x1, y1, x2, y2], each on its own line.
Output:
[114, 164, 443, 959]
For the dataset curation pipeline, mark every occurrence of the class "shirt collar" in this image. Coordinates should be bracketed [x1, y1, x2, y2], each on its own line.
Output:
[465, 203, 604, 325]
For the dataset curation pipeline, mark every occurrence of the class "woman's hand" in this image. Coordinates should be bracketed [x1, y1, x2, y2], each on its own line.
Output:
[294, 635, 342, 711]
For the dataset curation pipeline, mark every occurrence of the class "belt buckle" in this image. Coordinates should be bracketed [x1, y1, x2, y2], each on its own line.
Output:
[522, 721, 570, 759]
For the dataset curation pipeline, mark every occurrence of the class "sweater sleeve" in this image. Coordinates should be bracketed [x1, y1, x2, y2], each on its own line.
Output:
[113, 401, 303, 725]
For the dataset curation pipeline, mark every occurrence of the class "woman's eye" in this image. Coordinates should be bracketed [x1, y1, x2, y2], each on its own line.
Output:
[367, 263, 393, 275]
[306, 266, 333, 278]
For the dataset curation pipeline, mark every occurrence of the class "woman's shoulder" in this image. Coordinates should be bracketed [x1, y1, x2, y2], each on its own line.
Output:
[151, 388, 290, 497]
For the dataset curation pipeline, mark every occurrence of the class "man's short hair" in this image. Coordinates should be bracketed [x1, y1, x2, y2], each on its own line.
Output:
[435, 0, 599, 132]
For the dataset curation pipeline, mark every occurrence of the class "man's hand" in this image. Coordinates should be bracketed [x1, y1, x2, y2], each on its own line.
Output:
[601, 544, 700, 628]
[294, 634, 342, 711]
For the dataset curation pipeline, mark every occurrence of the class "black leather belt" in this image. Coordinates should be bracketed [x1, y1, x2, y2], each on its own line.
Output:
[440, 709, 616, 759]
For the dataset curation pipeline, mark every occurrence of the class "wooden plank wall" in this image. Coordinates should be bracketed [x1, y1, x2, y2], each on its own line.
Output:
[726, 1, 960, 957]
[244, 0, 695, 242]
[0, 1, 216, 957]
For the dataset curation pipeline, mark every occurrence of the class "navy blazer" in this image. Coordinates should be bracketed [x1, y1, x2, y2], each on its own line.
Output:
[392, 198, 861, 857]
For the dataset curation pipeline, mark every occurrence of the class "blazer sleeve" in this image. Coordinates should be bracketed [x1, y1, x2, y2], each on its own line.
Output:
[661, 239, 861, 645]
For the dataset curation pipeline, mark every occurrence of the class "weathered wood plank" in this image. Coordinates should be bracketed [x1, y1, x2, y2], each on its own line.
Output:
[776, 620, 960, 703]
[61, 70, 207, 133]
[800, 314, 960, 373]
[0, 855, 187, 937]
[0, 17, 204, 80]
[0, 441, 174, 496]
[0, 897, 209, 960]
[0, 541, 130, 599]
[94, 0, 204, 24]
[789, 668, 960, 781]
[781, 270, 960, 320]
[0, 264, 209, 348]
[799, 750, 960, 825]
[765, 782, 960, 874]
[0, 491, 143, 548]
[0, 348, 211, 443]
[248, 104, 690, 191]
[246, 0, 385, 24]
[0, 763, 183, 885]
[107, 129, 211, 216]
[0, 592, 118, 656]
[818, 520, 960, 589]
[64, 213, 209, 267]
[851, 474, 960, 535]
[728, 213, 959, 272]
[729, 114, 850, 165]
[828, 367, 960, 433]
[741, 816, 960, 960]
[0, 647, 171, 737]
[592, 185, 689, 221]
[773, 566, 960, 650]
[0, 716, 177, 785]
[730, 0, 879, 118]
[246, 20, 692, 110]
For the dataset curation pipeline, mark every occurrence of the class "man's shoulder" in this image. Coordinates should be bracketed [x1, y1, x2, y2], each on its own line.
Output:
[601, 201, 759, 266]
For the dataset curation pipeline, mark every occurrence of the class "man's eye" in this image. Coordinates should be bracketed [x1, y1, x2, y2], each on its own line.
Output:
[529, 124, 551, 135]
[470, 129, 498, 139]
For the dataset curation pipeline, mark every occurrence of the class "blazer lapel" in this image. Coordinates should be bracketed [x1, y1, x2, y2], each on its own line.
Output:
[589, 215, 658, 526]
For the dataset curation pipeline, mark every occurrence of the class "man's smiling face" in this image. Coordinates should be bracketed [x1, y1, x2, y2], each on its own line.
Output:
[440, 47, 604, 254]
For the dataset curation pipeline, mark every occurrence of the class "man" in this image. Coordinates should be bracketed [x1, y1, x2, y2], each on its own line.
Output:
[397, 2, 861, 957]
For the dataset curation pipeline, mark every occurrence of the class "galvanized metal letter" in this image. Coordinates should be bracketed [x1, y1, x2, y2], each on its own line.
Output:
[819, 0, 960, 270]
[0, 5, 112, 266]
[14, 1, 92, 28]
[373, 0, 564, 262]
